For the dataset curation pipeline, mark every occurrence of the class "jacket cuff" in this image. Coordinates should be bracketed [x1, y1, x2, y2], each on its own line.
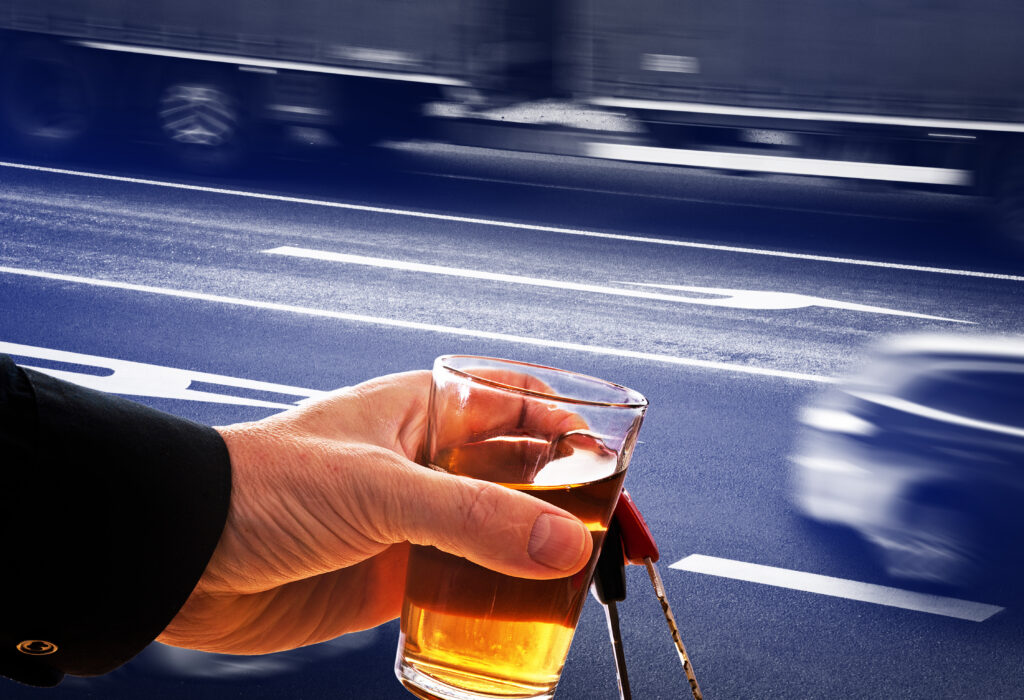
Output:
[1, 360, 231, 685]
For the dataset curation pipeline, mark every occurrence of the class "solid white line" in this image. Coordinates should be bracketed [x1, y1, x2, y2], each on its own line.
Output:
[587, 96, 1024, 134]
[0, 265, 833, 383]
[586, 143, 970, 186]
[670, 554, 1004, 622]
[73, 41, 468, 87]
[265, 246, 968, 323]
[2, 159, 1022, 282]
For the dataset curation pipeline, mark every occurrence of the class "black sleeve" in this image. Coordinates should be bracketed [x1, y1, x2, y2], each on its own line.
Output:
[0, 355, 232, 687]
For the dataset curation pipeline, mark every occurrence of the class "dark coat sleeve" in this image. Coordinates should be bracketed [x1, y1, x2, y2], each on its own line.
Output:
[0, 354, 232, 687]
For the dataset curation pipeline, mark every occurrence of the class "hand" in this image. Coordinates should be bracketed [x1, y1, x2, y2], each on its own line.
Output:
[156, 370, 593, 655]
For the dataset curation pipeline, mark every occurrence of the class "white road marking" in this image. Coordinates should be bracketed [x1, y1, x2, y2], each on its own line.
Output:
[265, 246, 969, 323]
[671, 554, 1004, 622]
[1, 160, 1022, 282]
[586, 143, 970, 186]
[0, 341, 326, 408]
[0, 265, 834, 383]
[618, 281, 970, 322]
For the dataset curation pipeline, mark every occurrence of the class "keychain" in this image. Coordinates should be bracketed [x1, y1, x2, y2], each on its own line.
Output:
[592, 491, 704, 700]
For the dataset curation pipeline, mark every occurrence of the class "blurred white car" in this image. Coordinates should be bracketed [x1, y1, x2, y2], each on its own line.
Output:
[791, 334, 1024, 586]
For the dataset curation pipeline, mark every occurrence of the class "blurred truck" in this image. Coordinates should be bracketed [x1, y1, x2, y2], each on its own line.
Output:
[1, 0, 1022, 236]
[563, 0, 1024, 239]
[0, 0, 554, 167]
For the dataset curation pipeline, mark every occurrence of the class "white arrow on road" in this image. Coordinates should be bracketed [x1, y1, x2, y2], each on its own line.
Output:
[264, 246, 971, 323]
[617, 281, 972, 322]
[0, 341, 327, 409]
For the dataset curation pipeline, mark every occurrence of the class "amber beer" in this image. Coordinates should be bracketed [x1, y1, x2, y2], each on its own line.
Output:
[398, 433, 623, 699]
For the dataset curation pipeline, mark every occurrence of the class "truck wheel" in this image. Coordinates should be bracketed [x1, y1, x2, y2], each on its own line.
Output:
[158, 81, 244, 171]
[0, 39, 97, 154]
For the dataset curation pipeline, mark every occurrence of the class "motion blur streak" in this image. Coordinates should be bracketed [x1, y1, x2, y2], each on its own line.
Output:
[586, 143, 971, 186]
[73, 40, 469, 86]
[587, 97, 1024, 134]
[791, 334, 1024, 587]
[848, 391, 1024, 439]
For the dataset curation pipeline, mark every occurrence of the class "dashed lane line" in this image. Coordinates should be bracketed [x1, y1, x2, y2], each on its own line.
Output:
[671, 554, 1004, 622]
[0, 265, 833, 383]
[1, 159, 1022, 282]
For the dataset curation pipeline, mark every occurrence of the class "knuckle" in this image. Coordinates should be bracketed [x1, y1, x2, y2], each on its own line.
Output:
[461, 481, 507, 537]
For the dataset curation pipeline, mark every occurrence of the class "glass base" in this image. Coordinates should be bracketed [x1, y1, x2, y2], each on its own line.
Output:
[395, 658, 557, 700]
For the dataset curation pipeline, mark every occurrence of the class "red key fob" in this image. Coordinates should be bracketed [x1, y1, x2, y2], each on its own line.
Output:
[613, 490, 660, 565]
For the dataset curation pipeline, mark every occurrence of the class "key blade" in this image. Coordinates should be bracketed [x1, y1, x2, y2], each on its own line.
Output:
[602, 600, 633, 700]
[645, 559, 703, 700]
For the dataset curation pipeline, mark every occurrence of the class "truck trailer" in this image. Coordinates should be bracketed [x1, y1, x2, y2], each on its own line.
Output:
[564, 0, 1024, 239]
[0, 0, 552, 167]
[2, 0, 1022, 237]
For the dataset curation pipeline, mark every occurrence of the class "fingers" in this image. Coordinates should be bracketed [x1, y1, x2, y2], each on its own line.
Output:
[368, 457, 594, 580]
[210, 369, 594, 597]
[432, 368, 589, 457]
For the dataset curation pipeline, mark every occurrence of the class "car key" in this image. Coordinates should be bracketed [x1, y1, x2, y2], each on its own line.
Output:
[614, 491, 704, 700]
[591, 516, 632, 700]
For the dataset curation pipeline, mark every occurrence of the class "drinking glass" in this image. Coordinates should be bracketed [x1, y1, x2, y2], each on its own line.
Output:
[395, 355, 647, 700]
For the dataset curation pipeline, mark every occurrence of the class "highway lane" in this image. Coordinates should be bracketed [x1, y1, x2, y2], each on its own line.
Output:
[2, 147, 1023, 699]
[2, 157, 1021, 381]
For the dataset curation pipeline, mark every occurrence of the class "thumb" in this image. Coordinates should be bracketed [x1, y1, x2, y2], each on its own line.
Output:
[374, 458, 594, 580]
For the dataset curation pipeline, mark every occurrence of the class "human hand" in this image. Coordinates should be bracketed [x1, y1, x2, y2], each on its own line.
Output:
[156, 370, 593, 654]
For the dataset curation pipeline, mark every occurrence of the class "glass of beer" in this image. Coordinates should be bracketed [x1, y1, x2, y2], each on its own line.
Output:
[395, 355, 647, 700]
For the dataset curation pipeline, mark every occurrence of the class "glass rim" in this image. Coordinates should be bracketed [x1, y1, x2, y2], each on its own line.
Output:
[436, 355, 648, 409]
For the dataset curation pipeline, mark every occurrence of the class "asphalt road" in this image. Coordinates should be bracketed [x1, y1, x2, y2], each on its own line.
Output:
[2, 138, 1023, 699]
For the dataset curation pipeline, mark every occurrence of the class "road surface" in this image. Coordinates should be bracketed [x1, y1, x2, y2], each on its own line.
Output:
[2, 138, 1022, 699]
